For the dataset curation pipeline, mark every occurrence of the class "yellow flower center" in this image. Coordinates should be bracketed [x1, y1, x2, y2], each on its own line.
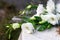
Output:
[25, 26, 30, 30]
[51, 17, 54, 21]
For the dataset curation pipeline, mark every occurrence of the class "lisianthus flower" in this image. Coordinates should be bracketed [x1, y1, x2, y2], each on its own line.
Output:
[48, 14, 58, 25]
[12, 23, 20, 30]
[36, 4, 44, 15]
[41, 13, 58, 25]
[56, 3, 60, 13]
[46, 0, 55, 13]
[21, 23, 35, 34]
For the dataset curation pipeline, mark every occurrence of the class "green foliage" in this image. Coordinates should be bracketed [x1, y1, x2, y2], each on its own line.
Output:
[6, 23, 21, 40]
[30, 16, 52, 31]
[38, 21, 52, 31]
[21, 15, 52, 31]
[29, 16, 42, 28]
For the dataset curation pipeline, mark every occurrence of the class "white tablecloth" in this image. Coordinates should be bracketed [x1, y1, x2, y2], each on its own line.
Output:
[18, 27, 60, 40]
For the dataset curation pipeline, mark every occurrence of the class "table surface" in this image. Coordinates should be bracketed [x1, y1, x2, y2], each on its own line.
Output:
[18, 27, 60, 40]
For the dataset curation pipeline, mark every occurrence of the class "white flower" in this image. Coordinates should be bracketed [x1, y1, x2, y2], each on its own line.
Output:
[46, 0, 55, 13]
[56, 13, 60, 20]
[36, 4, 44, 15]
[30, 4, 44, 19]
[56, 3, 60, 13]
[48, 14, 58, 25]
[41, 13, 58, 25]
[12, 23, 20, 30]
[21, 23, 35, 34]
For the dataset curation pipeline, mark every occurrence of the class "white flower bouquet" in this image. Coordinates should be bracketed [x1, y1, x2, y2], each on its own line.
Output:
[20, 0, 60, 34]
[6, 0, 60, 39]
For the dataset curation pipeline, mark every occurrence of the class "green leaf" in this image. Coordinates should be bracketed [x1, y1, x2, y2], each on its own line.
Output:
[36, 21, 52, 31]
[34, 16, 42, 21]
[47, 24, 52, 29]
[37, 25, 47, 31]
[9, 33, 11, 40]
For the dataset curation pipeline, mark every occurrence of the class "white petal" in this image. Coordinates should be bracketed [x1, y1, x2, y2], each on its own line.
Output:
[36, 4, 44, 15]
[46, 0, 55, 13]
[21, 23, 34, 34]
[47, 14, 58, 25]
[41, 14, 49, 21]
[41, 13, 58, 25]
[56, 3, 60, 12]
